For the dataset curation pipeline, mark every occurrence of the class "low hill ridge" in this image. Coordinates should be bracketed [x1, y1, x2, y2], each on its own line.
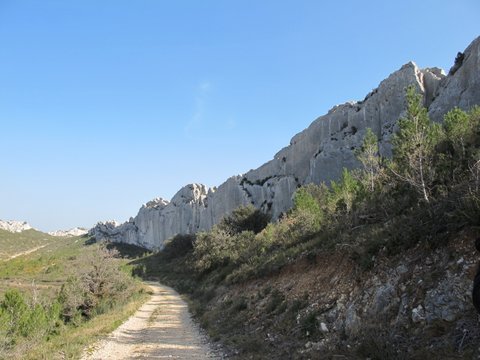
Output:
[48, 227, 88, 237]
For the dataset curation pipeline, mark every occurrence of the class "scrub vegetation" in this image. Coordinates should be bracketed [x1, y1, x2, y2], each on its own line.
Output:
[130, 88, 480, 358]
[0, 235, 148, 359]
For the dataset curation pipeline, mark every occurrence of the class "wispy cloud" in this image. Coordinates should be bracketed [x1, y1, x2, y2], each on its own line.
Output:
[185, 81, 211, 136]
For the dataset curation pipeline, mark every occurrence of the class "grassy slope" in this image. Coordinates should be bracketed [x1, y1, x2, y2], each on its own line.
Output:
[128, 228, 480, 360]
[0, 232, 150, 359]
[0, 233, 90, 297]
[0, 229, 53, 260]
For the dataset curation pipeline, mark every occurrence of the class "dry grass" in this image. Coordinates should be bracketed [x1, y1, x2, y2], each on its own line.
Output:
[0, 232, 151, 359]
[23, 289, 149, 359]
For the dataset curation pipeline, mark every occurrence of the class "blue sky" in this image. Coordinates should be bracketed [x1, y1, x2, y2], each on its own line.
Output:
[0, 1, 478, 231]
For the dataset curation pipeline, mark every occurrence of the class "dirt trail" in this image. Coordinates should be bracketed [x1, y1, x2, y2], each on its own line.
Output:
[5, 244, 47, 261]
[82, 282, 217, 359]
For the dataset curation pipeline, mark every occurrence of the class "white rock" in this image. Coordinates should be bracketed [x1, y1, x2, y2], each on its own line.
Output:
[320, 322, 329, 333]
[429, 36, 480, 122]
[0, 220, 33, 233]
[411, 305, 426, 323]
[48, 227, 88, 237]
[90, 37, 480, 251]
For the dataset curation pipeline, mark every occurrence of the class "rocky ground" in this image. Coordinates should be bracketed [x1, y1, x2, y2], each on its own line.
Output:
[195, 229, 480, 359]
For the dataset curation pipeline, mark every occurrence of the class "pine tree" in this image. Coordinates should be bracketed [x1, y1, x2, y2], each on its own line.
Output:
[391, 86, 442, 202]
[355, 128, 382, 192]
[330, 168, 360, 213]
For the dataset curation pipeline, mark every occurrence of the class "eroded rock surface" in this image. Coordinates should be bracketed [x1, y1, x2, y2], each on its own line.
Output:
[91, 37, 480, 250]
[0, 220, 33, 233]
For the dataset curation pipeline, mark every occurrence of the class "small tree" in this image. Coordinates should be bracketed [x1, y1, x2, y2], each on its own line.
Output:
[293, 187, 322, 218]
[355, 128, 382, 192]
[391, 86, 442, 202]
[444, 107, 470, 161]
[330, 168, 361, 213]
[217, 205, 270, 235]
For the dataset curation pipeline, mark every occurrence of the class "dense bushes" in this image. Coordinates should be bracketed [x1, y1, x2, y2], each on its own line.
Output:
[0, 289, 61, 357]
[185, 87, 480, 281]
[132, 89, 480, 359]
[217, 204, 270, 235]
[193, 205, 270, 274]
[58, 246, 134, 323]
[161, 234, 195, 260]
[0, 245, 140, 357]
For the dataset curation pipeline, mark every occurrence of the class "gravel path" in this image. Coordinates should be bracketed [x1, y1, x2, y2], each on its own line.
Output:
[5, 244, 47, 261]
[82, 282, 217, 359]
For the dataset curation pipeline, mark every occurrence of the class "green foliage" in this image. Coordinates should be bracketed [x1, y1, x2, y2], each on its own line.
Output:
[0, 289, 61, 355]
[437, 106, 480, 187]
[330, 168, 362, 214]
[444, 107, 470, 150]
[293, 186, 323, 230]
[217, 204, 270, 235]
[193, 205, 271, 274]
[265, 289, 285, 314]
[128, 87, 480, 360]
[0, 235, 146, 359]
[179, 88, 480, 289]
[355, 128, 382, 192]
[58, 246, 133, 323]
[0, 229, 53, 261]
[293, 186, 321, 215]
[300, 311, 319, 337]
[161, 234, 195, 260]
[391, 86, 443, 202]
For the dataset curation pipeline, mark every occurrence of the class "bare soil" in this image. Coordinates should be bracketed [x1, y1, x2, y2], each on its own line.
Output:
[82, 282, 217, 359]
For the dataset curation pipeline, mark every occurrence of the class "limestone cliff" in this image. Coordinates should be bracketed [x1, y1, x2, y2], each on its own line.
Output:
[0, 220, 33, 233]
[48, 227, 88, 237]
[91, 36, 480, 250]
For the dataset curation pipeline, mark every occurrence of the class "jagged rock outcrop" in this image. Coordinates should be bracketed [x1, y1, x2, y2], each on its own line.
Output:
[91, 36, 480, 250]
[429, 38, 480, 122]
[48, 227, 88, 237]
[0, 220, 33, 233]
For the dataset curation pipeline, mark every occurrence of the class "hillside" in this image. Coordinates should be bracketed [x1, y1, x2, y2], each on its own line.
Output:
[0, 231, 148, 359]
[116, 37, 480, 358]
[92, 36, 480, 251]
[0, 229, 52, 261]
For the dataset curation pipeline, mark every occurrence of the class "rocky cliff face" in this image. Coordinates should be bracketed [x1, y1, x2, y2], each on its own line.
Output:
[91, 37, 480, 250]
[0, 220, 33, 233]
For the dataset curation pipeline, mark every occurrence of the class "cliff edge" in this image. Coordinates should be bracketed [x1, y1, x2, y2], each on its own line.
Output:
[91, 36, 480, 250]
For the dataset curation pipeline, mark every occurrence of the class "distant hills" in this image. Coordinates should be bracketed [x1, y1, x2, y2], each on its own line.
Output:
[0, 219, 87, 237]
[48, 227, 88, 237]
[0, 219, 33, 233]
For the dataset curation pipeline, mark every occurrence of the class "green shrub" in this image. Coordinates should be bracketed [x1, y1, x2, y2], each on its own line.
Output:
[217, 205, 270, 235]
[161, 234, 195, 260]
[300, 311, 319, 337]
[391, 85, 443, 202]
[230, 296, 248, 312]
[0, 289, 61, 354]
[58, 246, 134, 323]
[265, 289, 285, 314]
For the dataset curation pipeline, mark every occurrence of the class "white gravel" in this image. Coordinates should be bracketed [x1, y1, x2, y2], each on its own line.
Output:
[82, 282, 218, 359]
